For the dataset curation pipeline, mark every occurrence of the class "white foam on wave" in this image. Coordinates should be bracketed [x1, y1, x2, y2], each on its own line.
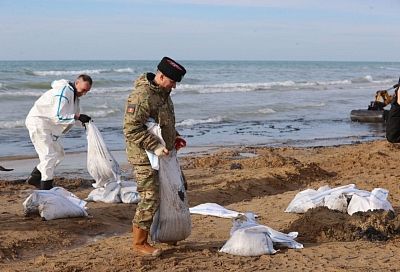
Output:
[32, 68, 133, 76]
[315, 79, 351, 85]
[177, 81, 292, 93]
[0, 120, 25, 129]
[175, 78, 360, 94]
[258, 108, 276, 114]
[349, 75, 395, 85]
[86, 109, 119, 118]
[113, 68, 134, 73]
[0, 91, 44, 97]
[176, 116, 223, 127]
[300, 102, 326, 108]
[92, 87, 131, 94]
[32, 69, 107, 76]
[381, 66, 400, 71]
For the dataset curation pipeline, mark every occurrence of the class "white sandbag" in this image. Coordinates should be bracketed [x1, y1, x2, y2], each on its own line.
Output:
[23, 187, 88, 220]
[150, 149, 191, 243]
[189, 203, 243, 219]
[219, 213, 303, 256]
[86, 181, 140, 204]
[221, 225, 276, 256]
[120, 181, 141, 204]
[86, 181, 121, 203]
[324, 193, 348, 213]
[284, 188, 321, 213]
[369, 188, 394, 211]
[347, 194, 371, 215]
[86, 122, 121, 188]
[347, 188, 394, 215]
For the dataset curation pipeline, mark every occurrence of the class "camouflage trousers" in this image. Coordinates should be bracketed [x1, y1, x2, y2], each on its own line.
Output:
[132, 163, 160, 231]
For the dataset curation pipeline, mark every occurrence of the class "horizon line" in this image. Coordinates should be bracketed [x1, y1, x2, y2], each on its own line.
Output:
[1, 59, 400, 63]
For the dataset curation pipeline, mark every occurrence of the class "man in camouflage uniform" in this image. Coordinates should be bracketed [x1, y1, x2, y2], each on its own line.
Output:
[123, 57, 187, 256]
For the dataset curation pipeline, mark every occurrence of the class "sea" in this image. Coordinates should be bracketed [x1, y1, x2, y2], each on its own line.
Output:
[1, 60, 400, 157]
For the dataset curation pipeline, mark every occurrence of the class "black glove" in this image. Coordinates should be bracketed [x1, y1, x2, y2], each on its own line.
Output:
[78, 114, 91, 123]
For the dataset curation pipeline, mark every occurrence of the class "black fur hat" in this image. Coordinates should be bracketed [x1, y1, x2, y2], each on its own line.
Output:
[157, 57, 186, 82]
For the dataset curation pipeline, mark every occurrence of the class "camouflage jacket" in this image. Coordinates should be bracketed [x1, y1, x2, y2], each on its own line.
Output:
[123, 73, 178, 164]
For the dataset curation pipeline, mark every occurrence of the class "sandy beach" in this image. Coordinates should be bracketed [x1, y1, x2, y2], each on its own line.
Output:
[1, 140, 400, 271]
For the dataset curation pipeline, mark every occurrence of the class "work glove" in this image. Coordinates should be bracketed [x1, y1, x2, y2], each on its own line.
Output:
[154, 144, 169, 157]
[175, 136, 186, 151]
[78, 114, 91, 124]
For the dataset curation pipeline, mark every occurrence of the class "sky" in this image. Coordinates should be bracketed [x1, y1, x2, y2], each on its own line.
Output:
[1, 0, 399, 61]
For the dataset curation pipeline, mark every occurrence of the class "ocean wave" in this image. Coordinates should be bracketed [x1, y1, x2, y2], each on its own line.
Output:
[176, 79, 355, 94]
[0, 86, 129, 97]
[300, 102, 326, 108]
[380, 66, 400, 71]
[92, 86, 131, 94]
[0, 90, 44, 97]
[0, 120, 25, 129]
[176, 116, 224, 127]
[175, 76, 396, 94]
[257, 108, 276, 114]
[348, 75, 392, 85]
[113, 68, 134, 73]
[26, 68, 134, 76]
[85, 109, 120, 118]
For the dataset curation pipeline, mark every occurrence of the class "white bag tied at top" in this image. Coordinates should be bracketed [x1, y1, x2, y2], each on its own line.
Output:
[23, 187, 88, 220]
[86, 122, 121, 188]
[219, 213, 303, 256]
[145, 120, 191, 243]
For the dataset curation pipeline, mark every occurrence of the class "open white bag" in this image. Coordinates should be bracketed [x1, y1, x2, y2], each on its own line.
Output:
[145, 120, 191, 243]
[85, 122, 140, 203]
[86, 122, 121, 188]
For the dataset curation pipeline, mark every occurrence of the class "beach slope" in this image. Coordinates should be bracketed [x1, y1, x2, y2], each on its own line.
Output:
[1, 140, 400, 271]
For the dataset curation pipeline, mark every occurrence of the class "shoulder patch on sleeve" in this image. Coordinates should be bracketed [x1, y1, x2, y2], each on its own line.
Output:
[126, 104, 136, 114]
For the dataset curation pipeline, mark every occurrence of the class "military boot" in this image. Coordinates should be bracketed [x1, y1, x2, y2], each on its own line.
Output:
[40, 180, 53, 190]
[132, 226, 161, 257]
[26, 167, 41, 188]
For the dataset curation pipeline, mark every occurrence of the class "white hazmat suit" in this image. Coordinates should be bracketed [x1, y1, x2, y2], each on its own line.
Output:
[26, 79, 80, 181]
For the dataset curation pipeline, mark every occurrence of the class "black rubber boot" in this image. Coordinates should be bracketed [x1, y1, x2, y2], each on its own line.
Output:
[40, 180, 53, 190]
[26, 167, 41, 188]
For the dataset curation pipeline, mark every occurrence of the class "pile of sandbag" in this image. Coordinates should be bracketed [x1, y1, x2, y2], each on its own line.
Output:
[85, 122, 140, 204]
[285, 184, 394, 215]
[220, 213, 303, 256]
[86, 181, 140, 204]
[23, 187, 88, 220]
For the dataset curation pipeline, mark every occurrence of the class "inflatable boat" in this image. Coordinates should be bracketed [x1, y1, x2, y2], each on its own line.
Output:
[350, 109, 388, 123]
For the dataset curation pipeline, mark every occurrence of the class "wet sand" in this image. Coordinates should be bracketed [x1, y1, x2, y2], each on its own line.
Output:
[1, 140, 400, 271]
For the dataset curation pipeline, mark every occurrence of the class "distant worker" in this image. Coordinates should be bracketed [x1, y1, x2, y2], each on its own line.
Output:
[123, 56, 187, 256]
[386, 80, 400, 143]
[25, 74, 93, 190]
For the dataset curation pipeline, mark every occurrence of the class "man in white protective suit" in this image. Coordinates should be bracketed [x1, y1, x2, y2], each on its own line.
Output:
[25, 74, 93, 190]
